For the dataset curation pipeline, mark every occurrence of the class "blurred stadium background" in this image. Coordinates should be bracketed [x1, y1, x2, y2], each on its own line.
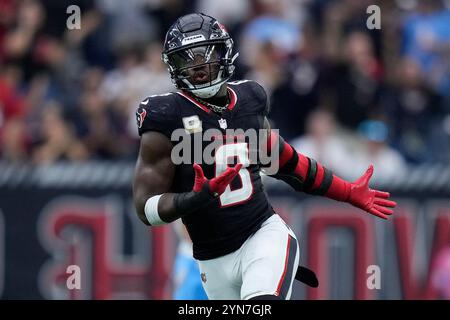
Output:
[0, 0, 450, 299]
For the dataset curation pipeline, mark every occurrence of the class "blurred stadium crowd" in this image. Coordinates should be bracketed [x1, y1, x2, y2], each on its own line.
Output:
[1, 0, 450, 181]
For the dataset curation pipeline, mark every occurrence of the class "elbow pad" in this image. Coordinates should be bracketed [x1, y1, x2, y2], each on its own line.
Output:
[268, 132, 333, 195]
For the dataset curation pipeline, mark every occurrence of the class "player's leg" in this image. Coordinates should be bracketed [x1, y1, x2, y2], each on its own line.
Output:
[240, 214, 300, 300]
[197, 250, 242, 300]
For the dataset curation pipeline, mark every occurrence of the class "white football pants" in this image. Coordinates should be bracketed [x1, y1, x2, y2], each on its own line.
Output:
[197, 214, 299, 300]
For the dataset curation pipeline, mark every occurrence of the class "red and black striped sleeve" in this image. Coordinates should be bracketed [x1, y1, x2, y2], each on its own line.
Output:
[266, 130, 352, 202]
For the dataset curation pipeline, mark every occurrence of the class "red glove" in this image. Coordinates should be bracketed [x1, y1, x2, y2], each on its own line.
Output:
[348, 165, 397, 219]
[193, 163, 243, 196]
[174, 163, 243, 216]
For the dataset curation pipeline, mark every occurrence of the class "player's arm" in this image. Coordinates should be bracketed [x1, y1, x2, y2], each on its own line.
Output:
[133, 131, 242, 226]
[133, 131, 176, 225]
[262, 118, 397, 219]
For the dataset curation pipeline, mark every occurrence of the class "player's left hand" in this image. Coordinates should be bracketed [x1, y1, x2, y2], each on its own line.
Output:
[348, 165, 397, 219]
[193, 163, 243, 196]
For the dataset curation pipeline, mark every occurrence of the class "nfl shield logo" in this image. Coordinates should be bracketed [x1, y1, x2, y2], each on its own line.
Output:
[218, 118, 227, 129]
[201, 273, 207, 283]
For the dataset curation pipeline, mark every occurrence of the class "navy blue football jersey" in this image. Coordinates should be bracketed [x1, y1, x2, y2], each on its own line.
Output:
[136, 80, 275, 260]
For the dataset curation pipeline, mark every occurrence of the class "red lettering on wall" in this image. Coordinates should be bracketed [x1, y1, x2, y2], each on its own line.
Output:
[394, 207, 450, 299]
[307, 207, 375, 300]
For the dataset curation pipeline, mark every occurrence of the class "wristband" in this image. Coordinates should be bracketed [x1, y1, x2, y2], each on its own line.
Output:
[144, 194, 166, 225]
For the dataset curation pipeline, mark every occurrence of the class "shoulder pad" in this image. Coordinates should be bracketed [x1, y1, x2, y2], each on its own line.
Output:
[229, 80, 270, 116]
[136, 93, 178, 137]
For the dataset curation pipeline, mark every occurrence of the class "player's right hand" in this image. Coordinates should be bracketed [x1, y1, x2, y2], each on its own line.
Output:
[193, 163, 243, 196]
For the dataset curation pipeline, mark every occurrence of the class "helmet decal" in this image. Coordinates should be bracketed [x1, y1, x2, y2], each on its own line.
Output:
[136, 107, 147, 129]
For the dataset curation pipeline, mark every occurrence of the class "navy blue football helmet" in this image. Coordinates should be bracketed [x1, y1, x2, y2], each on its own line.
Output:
[162, 13, 238, 98]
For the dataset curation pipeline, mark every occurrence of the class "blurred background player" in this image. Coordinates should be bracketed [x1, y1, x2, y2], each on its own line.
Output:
[172, 221, 208, 300]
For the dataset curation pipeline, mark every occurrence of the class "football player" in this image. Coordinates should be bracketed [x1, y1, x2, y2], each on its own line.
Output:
[133, 13, 397, 300]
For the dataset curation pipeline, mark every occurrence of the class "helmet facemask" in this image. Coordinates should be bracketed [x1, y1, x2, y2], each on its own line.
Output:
[163, 40, 237, 98]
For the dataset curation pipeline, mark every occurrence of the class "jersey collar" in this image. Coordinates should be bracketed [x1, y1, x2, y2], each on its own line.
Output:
[177, 86, 238, 114]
